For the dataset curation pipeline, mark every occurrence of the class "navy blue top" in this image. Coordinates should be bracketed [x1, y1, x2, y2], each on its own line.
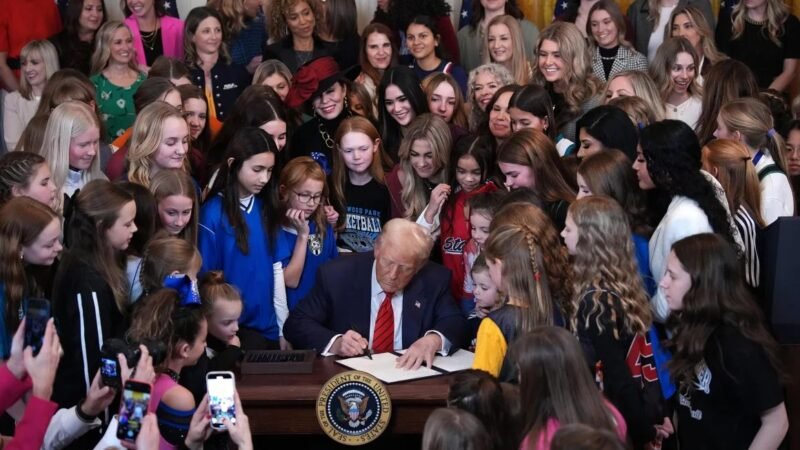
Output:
[410, 59, 468, 100]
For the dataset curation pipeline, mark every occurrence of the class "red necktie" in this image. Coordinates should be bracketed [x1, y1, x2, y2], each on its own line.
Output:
[372, 292, 395, 353]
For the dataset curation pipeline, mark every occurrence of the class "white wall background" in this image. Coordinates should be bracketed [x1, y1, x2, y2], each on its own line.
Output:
[105, 0, 463, 32]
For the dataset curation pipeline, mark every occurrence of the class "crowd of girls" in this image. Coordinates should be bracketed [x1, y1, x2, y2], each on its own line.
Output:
[1, 0, 798, 448]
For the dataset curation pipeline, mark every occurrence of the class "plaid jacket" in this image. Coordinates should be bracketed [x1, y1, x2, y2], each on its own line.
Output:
[591, 45, 649, 82]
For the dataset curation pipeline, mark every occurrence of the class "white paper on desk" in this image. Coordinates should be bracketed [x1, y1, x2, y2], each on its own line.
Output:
[430, 349, 475, 373]
[336, 352, 442, 383]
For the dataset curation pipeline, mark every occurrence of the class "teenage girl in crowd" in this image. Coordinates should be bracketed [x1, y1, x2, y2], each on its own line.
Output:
[330, 116, 391, 253]
[178, 84, 212, 170]
[667, 6, 725, 82]
[786, 120, 800, 212]
[497, 128, 576, 230]
[604, 69, 666, 121]
[199, 127, 290, 350]
[649, 37, 702, 129]
[422, 409, 492, 450]
[418, 134, 496, 308]
[119, 181, 156, 302]
[574, 105, 639, 161]
[466, 63, 514, 132]
[137, 236, 202, 300]
[608, 95, 660, 127]
[695, 59, 759, 145]
[3, 40, 59, 151]
[149, 56, 192, 85]
[634, 120, 737, 322]
[507, 84, 574, 156]
[90, 21, 146, 142]
[0, 152, 57, 209]
[355, 23, 396, 101]
[185, 7, 249, 136]
[562, 196, 670, 448]
[278, 157, 338, 312]
[387, 114, 452, 220]
[662, 234, 787, 448]
[286, 56, 351, 175]
[372, 0, 460, 67]
[378, 66, 430, 163]
[253, 59, 293, 102]
[532, 22, 603, 142]
[716, 0, 800, 90]
[577, 150, 654, 293]
[422, 73, 470, 135]
[513, 327, 627, 449]
[586, 0, 648, 82]
[150, 169, 199, 244]
[181, 271, 244, 404]
[127, 102, 191, 188]
[0, 198, 62, 358]
[473, 204, 573, 381]
[715, 97, 796, 224]
[483, 15, 533, 85]
[702, 139, 765, 288]
[127, 281, 207, 449]
[463, 189, 507, 301]
[36, 101, 105, 213]
[52, 180, 136, 410]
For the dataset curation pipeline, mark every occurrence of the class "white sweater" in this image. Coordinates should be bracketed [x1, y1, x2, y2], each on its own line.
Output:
[754, 152, 795, 225]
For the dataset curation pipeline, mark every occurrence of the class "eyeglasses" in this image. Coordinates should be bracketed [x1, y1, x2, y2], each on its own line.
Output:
[293, 191, 324, 205]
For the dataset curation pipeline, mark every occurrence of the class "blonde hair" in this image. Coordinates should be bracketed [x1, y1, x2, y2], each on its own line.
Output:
[666, 6, 726, 65]
[484, 206, 573, 331]
[18, 40, 59, 100]
[731, 0, 789, 45]
[649, 37, 702, 101]
[567, 196, 652, 338]
[398, 114, 452, 220]
[279, 156, 329, 247]
[37, 101, 105, 212]
[149, 169, 199, 245]
[91, 21, 139, 75]
[702, 139, 765, 227]
[207, 0, 247, 37]
[253, 59, 292, 86]
[532, 22, 602, 117]
[422, 73, 469, 129]
[128, 102, 189, 188]
[719, 97, 790, 175]
[483, 15, 531, 85]
[605, 70, 666, 121]
[607, 95, 658, 126]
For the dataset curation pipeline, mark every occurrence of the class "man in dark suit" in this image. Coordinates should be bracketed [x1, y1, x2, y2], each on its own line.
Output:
[284, 219, 468, 369]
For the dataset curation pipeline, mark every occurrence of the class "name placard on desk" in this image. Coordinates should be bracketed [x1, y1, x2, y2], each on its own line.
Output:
[336, 350, 475, 384]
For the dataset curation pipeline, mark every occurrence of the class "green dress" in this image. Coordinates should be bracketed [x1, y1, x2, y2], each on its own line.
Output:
[91, 71, 145, 142]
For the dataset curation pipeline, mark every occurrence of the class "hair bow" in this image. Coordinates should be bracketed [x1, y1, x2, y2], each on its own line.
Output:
[163, 274, 201, 307]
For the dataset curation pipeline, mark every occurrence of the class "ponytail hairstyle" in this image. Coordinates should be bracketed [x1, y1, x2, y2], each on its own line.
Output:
[567, 196, 652, 338]
[422, 73, 469, 129]
[128, 102, 190, 188]
[718, 97, 791, 175]
[199, 270, 242, 310]
[511, 327, 619, 445]
[483, 14, 531, 84]
[0, 152, 49, 207]
[278, 156, 329, 247]
[398, 114, 452, 220]
[150, 169, 200, 245]
[139, 236, 202, 298]
[508, 84, 556, 140]
[0, 197, 60, 331]
[484, 205, 573, 331]
[666, 233, 784, 388]
[649, 37, 702, 101]
[208, 127, 279, 253]
[577, 149, 652, 237]
[127, 288, 207, 371]
[497, 128, 577, 203]
[731, 0, 789, 45]
[701, 139, 765, 227]
[66, 180, 134, 311]
[37, 100, 105, 212]
[331, 116, 390, 228]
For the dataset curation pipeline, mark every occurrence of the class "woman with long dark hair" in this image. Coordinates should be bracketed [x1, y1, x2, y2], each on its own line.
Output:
[377, 66, 429, 163]
[49, 0, 107, 75]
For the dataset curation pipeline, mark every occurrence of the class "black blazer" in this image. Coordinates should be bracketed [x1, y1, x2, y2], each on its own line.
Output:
[190, 60, 250, 122]
[262, 34, 333, 74]
[283, 252, 468, 352]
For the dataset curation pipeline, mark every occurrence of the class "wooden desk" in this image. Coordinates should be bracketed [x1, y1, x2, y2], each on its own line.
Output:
[238, 357, 453, 435]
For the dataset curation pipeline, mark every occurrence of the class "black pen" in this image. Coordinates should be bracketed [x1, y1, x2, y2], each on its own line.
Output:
[349, 324, 372, 359]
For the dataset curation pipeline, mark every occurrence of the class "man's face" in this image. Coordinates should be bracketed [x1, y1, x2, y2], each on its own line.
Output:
[374, 242, 423, 293]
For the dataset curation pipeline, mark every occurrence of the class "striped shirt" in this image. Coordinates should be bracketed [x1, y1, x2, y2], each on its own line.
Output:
[734, 206, 760, 287]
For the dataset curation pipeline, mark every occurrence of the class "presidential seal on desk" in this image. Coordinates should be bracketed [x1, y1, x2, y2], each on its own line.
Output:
[317, 370, 392, 445]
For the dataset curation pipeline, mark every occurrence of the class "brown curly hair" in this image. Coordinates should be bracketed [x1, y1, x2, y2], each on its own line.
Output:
[484, 203, 574, 331]
[268, 0, 320, 42]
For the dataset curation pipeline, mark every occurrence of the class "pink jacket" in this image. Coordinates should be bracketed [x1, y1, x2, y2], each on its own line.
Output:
[124, 15, 184, 67]
[0, 365, 59, 450]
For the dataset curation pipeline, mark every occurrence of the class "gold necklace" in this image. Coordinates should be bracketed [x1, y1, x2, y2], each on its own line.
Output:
[140, 23, 161, 50]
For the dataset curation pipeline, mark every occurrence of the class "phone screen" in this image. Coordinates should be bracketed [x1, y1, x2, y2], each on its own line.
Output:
[207, 374, 236, 428]
[100, 357, 120, 387]
[117, 383, 150, 442]
[24, 299, 50, 355]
